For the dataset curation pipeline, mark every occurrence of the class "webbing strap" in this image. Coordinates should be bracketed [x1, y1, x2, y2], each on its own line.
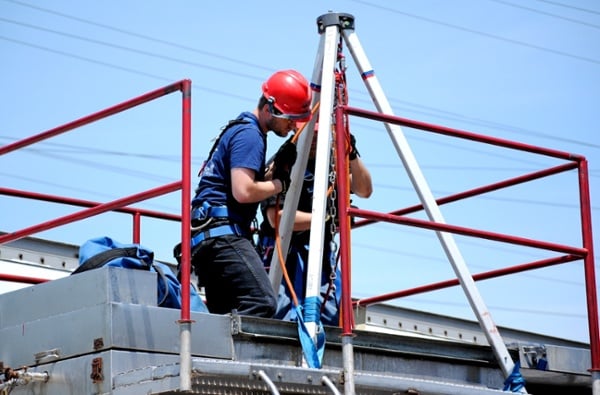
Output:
[190, 223, 243, 248]
[503, 361, 526, 392]
[150, 262, 170, 306]
[295, 297, 326, 369]
[198, 115, 254, 177]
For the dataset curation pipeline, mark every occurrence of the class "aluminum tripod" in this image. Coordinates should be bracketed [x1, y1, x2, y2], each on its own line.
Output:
[268, 12, 524, 395]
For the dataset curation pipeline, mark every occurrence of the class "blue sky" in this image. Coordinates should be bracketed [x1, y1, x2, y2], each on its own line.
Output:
[1, 0, 599, 344]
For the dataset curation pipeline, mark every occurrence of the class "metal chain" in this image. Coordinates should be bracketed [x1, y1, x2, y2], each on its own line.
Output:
[328, 126, 338, 279]
[325, 38, 348, 290]
[321, 37, 350, 312]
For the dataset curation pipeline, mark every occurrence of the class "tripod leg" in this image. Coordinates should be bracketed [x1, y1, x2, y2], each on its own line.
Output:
[267, 36, 324, 294]
[341, 24, 518, 381]
[303, 20, 340, 338]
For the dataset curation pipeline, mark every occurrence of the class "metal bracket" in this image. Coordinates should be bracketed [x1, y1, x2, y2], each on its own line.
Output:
[522, 345, 549, 370]
[316, 12, 355, 34]
[90, 357, 104, 383]
[34, 348, 60, 364]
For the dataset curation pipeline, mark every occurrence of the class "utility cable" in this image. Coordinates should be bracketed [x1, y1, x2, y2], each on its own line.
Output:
[2, 0, 599, 150]
[349, 0, 600, 65]
[488, 0, 600, 30]
[532, 0, 600, 16]
[1, 14, 597, 150]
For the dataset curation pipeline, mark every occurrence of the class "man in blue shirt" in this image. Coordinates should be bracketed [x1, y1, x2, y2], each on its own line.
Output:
[189, 70, 313, 317]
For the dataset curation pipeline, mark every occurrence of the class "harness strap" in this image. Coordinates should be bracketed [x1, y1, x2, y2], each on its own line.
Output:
[191, 201, 229, 222]
[198, 115, 254, 177]
[190, 223, 244, 249]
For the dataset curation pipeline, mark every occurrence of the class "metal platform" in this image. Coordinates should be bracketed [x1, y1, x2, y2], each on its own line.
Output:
[0, 263, 592, 394]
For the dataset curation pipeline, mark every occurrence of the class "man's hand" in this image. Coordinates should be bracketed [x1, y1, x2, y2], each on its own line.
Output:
[273, 138, 297, 172]
[271, 138, 296, 193]
[273, 165, 291, 193]
[349, 133, 360, 161]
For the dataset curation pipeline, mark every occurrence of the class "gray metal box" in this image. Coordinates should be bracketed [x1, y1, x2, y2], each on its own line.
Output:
[0, 267, 234, 367]
[1, 266, 156, 327]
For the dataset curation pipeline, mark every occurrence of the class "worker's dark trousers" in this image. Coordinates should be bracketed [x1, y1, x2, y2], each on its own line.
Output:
[192, 234, 277, 317]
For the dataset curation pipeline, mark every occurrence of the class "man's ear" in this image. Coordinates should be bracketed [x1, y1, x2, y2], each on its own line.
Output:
[260, 102, 270, 113]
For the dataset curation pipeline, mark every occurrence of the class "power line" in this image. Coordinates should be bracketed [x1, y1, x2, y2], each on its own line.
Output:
[352, 241, 587, 287]
[0, 35, 173, 81]
[3, 28, 597, 155]
[352, 95, 600, 151]
[1, 37, 597, 212]
[2, 8, 597, 205]
[349, 0, 600, 65]
[368, 182, 599, 211]
[2, 0, 274, 73]
[0, 35, 255, 104]
[2, 3, 598, 152]
[532, 0, 600, 16]
[0, 171, 176, 213]
[7, 141, 597, 211]
[488, 0, 600, 30]
[2, 31, 596, 215]
[0, 136, 202, 162]
[0, 17, 264, 82]
[1, 1, 594, 339]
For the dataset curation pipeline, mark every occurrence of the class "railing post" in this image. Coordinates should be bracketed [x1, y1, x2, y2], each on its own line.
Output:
[132, 212, 141, 243]
[178, 79, 193, 391]
[578, 160, 600, 394]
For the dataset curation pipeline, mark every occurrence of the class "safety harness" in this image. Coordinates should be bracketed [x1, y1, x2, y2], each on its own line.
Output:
[189, 201, 244, 249]
[189, 116, 254, 249]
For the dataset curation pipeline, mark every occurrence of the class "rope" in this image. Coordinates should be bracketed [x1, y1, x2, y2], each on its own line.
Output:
[273, 196, 299, 308]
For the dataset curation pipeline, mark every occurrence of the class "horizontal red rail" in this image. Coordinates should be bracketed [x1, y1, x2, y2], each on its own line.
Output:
[355, 254, 581, 305]
[0, 182, 181, 245]
[342, 105, 584, 161]
[0, 273, 50, 285]
[349, 207, 588, 256]
[0, 82, 184, 156]
[0, 187, 181, 222]
[353, 162, 578, 229]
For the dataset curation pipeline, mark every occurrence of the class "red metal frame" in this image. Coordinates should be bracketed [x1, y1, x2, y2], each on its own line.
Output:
[334, 105, 599, 373]
[0, 273, 52, 285]
[1, 87, 597, 374]
[0, 80, 194, 322]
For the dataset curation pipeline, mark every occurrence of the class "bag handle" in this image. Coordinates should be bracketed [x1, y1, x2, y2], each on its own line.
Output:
[71, 246, 142, 275]
[150, 263, 170, 306]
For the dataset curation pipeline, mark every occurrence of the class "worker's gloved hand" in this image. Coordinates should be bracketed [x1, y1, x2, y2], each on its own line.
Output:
[272, 138, 296, 194]
[349, 133, 360, 161]
[273, 165, 291, 193]
[273, 138, 297, 172]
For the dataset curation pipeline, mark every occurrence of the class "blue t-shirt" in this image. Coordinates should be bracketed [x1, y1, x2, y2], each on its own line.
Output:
[192, 112, 266, 230]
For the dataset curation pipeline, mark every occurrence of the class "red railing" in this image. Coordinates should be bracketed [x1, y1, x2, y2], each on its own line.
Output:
[1, 88, 597, 376]
[334, 104, 599, 373]
[0, 80, 194, 322]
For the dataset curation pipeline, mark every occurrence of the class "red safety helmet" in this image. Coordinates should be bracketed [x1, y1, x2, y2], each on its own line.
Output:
[262, 70, 312, 122]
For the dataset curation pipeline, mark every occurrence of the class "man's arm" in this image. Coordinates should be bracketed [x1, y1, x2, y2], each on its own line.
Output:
[265, 205, 312, 232]
[349, 156, 373, 198]
[231, 167, 284, 203]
